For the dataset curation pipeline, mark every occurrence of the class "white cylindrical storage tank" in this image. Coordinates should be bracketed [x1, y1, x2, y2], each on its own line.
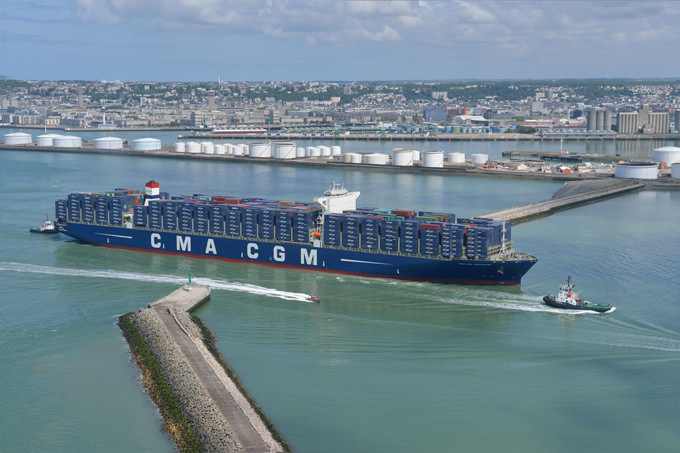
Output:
[232, 144, 243, 156]
[174, 142, 186, 153]
[186, 141, 200, 153]
[53, 135, 82, 148]
[132, 137, 161, 151]
[422, 151, 444, 168]
[307, 146, 321, 157]
[249, 142, 271, 158]
[448, 152, 466, 163]
[671, 162, 680, 179]
[350, 153, 363, 164]
[615, 162, 658, 180]
[319, 145, 331, 157]
[364, 153, 388, 165]
[214, 144, 226, 155]
[392, 149, 414, 166]
[273, 141, 296, 159]
[36, 134, 62, 146]
[342, 153, 353, 163]
[296, 147, 306, 158]
[653, 146, 680, 166]
[239, 144, 249, 156]
[412, 150, 421, 161]
[93, 136, 124, 150]
[3, 132, 32, 145]
[331, 145, 342, 156]
[224, 144, 234, 155]
[201, 141, 214, 154]
[470, 153, 489, 165]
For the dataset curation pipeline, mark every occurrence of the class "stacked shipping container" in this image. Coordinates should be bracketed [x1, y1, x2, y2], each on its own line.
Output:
[56, 187, 512, 260]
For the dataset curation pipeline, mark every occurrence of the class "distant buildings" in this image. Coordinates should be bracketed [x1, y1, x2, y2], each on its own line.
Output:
[617, 105, 669, 134]
[617, 112, 638, 134]
[423, 108, 448, 122]
[585, 109, 612, 131]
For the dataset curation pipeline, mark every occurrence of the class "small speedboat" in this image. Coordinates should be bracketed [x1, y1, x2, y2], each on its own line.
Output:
[30, 215, 59, 234]
[307, 296, 320, 303]
[543, 276, 612, 313]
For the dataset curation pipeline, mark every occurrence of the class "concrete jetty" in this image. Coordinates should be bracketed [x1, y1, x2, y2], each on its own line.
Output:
[128, 285, 285, 452]
[480, 179, 645, 223]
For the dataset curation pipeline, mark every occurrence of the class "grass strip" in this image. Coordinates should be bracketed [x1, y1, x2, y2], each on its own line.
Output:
[191, 314, 292, 452]
[119, 312, 202, 453]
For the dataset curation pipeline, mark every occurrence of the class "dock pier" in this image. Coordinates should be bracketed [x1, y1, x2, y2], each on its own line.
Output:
[122, 285, 286, 452]
[480, 179, 645, 223]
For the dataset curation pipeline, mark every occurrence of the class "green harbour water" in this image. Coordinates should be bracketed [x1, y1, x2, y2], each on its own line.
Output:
[1, 138, 678, 452]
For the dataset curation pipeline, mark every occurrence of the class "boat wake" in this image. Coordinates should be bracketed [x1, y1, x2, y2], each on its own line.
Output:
[432, 294, 596, 314]
[0, 262, 315, 303]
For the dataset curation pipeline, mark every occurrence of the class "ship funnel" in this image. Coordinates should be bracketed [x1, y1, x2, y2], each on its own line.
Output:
[145, 180, 160, 203]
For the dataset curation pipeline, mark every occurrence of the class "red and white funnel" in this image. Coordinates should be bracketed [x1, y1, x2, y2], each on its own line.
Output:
[145, 180, 160, 204]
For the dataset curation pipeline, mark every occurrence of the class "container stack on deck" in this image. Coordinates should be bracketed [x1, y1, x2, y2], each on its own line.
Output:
[321, 208, 509, 259]
[56, 187, 513, 260]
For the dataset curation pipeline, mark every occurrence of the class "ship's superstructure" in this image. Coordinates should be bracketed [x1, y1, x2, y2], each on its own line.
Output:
[54, 181, 537, 284]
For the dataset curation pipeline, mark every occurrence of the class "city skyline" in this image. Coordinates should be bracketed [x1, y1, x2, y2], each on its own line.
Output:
[2, 1, 680, 82]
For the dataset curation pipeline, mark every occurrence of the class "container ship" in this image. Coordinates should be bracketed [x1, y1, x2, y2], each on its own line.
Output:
[54, 181, 537, 285]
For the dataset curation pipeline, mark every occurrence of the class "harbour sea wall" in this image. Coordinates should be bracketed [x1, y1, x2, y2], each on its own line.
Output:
[119, 285, 288, 452]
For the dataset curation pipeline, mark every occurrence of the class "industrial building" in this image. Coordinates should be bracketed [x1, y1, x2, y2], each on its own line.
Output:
[616, 105, 669, 134]
[586, 109, 612, 131]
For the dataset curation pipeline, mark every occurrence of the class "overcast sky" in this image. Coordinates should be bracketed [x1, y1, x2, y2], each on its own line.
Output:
[2, 1, 679, 82]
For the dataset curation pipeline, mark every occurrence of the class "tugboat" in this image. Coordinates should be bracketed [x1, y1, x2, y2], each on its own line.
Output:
[543, 276, 613, 313]
[30, 215, 59, 234]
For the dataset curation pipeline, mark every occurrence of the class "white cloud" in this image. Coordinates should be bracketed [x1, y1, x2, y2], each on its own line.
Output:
[73, 1, 680, 58]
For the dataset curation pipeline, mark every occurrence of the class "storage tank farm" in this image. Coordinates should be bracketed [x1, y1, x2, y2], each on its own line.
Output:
[3, 132, 33, 145]
[364, 153, 389, 165]
[448, 152, 466, 164]
[249, 142, 271, 158]
[186, 141, 200, 153]
[132, 138, 161, 151]
[93, 137, 124, 150]
[53, 135, 82, 148]
[36, 134, 63, 146]
[272, 141, 296, 159]
[201, 141, 214, 154]
[615, 162, 659, 180]
[672, 163, 680, 179]
[653, 146, 680, 166]
[422, 151, 444, 168]
[471, 153, 489, 165]
[392, 149, 414, 166]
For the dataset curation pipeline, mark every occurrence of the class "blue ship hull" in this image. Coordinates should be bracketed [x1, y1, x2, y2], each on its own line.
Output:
[58, 222, 537, 285]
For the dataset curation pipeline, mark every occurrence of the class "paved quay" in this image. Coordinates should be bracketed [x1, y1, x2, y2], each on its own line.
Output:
[480, 179, 645, 223]
[132, 284, 284, 452]
[3, 143, 679, 186]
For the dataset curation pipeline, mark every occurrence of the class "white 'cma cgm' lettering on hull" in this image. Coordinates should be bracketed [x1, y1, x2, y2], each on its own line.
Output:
[150, 234, 317, 265]
[176, 235, 191, 252]
[247, 242, 317, 266]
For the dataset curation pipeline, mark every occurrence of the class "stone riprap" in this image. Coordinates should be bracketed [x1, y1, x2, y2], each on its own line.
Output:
[130, 307, 243, 452]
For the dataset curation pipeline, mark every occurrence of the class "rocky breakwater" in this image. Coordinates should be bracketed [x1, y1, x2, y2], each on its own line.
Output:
[122, 284, 286, 452]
